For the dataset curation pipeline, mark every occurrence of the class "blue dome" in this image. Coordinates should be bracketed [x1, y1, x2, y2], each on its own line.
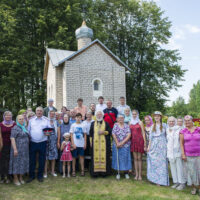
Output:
[75, 21, 93, 39]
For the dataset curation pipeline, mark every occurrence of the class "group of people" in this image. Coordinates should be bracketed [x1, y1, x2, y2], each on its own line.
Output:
[0, 96, 200, 196]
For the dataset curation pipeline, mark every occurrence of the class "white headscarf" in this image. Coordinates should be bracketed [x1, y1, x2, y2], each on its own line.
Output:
[167, 116, 178, 132]
[130, 110, 140, 125]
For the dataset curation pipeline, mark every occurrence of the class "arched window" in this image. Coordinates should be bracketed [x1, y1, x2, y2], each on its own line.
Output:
[92, 78, 103, 97]
[94, 80, 100, 91]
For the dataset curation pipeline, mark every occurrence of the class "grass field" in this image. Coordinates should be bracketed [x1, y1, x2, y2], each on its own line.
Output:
[0, 171, 199, 200]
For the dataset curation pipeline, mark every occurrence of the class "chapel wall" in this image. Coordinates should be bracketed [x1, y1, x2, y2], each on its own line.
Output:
[64, 44, 126, 109]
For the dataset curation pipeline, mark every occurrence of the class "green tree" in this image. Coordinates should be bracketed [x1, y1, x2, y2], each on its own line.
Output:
[0, 0, 186, 117]
[166, 96, 188, 117]
[86, 0, 186, 113]
[188, 80, 200, 117]
[0, 0, 84, 116]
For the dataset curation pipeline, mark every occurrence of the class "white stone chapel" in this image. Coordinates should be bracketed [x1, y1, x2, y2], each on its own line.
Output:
[43, 21, 130, 110]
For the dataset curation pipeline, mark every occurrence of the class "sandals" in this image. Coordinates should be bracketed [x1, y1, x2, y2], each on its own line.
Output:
[72, 172, 76, 177]
[191, 188, 197, 195]
[81, 171, 85, 177]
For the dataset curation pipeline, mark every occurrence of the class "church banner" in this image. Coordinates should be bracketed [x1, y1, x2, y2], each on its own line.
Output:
[193, 119, 200, 127]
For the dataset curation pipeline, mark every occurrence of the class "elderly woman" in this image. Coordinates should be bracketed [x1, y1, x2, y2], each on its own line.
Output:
[44, 110, 58, 178]
[167, 116, 186, 190]
[124, 107, 132, 124]
[89, 110, 111, 177]
[130, 110, 146, 180]
[112, 114, 132, 179]
[9, 115, 29, 186]
[147, 111, 169, 186]
[180, 115, 200, 195]
[0, 111, 16, 183]
[57, 114, 71, 174]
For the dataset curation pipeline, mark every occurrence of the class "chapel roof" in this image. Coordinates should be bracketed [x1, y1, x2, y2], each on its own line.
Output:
[46, 48, 75, 67]
[44, 39, 130, 80]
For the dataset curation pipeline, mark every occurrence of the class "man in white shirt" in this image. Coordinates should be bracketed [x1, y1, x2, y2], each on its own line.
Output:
[96, 96, 107, 112]
[27, 107, 50, 183]
[117, 96, 130, 115]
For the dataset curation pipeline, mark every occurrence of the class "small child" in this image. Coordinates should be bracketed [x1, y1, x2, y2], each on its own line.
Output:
[60, 132, 73, 178]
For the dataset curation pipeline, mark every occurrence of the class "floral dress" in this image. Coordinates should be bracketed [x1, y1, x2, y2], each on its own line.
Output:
[147, 124, 169, 186]
[112, 123, 132, 171]
[46, 123, 58, 160]
[9, 125, 29, 174]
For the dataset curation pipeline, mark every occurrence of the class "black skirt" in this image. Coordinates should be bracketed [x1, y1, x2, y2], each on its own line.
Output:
[0, 145, 10, 175]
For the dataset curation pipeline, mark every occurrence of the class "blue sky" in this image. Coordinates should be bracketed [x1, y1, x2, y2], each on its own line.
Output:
[148, 0, 200, 106]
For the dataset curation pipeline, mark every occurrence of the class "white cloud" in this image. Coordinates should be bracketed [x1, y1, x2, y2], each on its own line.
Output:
[167, 38, 182, 50]
[184, 24, 200, 33]
[173, 27, 186, 40]
[166, 27, 186, 50]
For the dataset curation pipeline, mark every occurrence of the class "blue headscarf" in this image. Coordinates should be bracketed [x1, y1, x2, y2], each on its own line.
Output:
[16, 116, 28, 133]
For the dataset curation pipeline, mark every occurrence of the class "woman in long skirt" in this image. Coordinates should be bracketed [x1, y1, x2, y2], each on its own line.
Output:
[44, 110, 58, 178]
[0, 111, 16, 183]
[112, 114, 132, 179]
[147, 111, 169, 186]
[9, 115, 29, 186]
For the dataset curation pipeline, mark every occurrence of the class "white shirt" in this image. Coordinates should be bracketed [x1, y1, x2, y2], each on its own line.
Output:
[82, 120, 94, 135]
[117, 104, 130, 115]
[28, 116, 50, 143]
[96, 104, 107, 112]
[166, 125, 182, 161]
[70, 122, 86, 147]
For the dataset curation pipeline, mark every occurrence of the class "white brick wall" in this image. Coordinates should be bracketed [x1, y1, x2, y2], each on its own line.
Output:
[47, 61, 56, 106]
[64, 43, 126, 109]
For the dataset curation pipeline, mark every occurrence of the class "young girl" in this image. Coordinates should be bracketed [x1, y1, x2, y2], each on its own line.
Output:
[60, 132, 73, 178]
[147, 111, 169, 186]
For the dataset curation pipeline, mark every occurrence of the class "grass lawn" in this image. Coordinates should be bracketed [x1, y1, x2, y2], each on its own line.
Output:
[0, 171, 199, 200]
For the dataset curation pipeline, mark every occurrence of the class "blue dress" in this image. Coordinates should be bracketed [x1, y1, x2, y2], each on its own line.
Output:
[59, 122, 71, 144]
[112, 123, 132, 171]
[46, 122, 58, 160]
[147, 124, 169, 186]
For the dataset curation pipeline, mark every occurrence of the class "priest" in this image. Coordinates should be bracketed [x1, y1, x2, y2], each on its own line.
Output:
[89, 110, 111, 177]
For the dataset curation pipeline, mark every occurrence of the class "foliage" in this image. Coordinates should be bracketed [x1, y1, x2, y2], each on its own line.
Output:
[0, 0, 83, 116]
[166, 96, 188, 117]
[0, 0, 185, 116]
[86, 0, 186, 113]
[188, 80, 200, 117]
[167, 80, 200, 118]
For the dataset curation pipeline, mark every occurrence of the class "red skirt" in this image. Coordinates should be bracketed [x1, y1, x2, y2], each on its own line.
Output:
[60, 152, 72, 161]
[130, 123, 144, 153]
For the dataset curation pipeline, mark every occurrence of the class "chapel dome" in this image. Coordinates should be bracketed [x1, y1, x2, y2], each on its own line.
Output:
[75, 21, 93, 39]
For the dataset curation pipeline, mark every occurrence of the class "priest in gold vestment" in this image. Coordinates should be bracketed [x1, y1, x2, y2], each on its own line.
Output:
[89, 110, 111, 177]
